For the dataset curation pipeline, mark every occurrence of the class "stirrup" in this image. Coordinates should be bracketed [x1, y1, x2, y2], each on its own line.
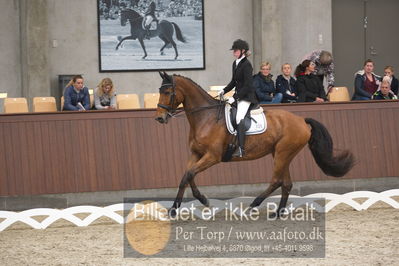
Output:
[233, 147, 245, 158]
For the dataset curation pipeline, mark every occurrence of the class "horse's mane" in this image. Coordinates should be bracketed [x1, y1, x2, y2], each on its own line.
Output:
[173, 74, 217, 103]
[123, 8, 142, 18]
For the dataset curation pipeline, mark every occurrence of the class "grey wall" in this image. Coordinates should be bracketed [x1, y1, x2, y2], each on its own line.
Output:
[47, 0, 253, 107]
[0, 0, 21, 110]
[0, 0, 334, 109]
[253, 0, 332, 78]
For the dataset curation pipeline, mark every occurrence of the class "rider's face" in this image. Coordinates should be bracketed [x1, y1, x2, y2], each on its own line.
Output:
[233, 49, 244, 59]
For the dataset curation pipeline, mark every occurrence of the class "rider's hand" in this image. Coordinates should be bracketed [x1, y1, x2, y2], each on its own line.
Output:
[218, 89, 225, 98]
[227, 97, 235, 104]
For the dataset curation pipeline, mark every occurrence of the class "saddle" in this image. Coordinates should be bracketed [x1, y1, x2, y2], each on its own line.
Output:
[225, 103, 267, 135]
[222, 103, 267, 162]
[142, 18, 158, 30]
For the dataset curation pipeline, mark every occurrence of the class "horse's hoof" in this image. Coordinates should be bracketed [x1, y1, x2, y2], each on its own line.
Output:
[200, 195, 209, 207]
[160, 52, 165, 56]
[269, 212, 279, 219]
[142, 56, 147, 59]
[168, 208, 177, 218]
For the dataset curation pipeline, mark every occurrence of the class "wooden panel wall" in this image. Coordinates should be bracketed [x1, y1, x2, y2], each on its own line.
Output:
[0, 101, 398, 196]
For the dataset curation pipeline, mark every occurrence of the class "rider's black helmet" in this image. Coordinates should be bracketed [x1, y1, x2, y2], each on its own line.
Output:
[230, 39, 249, 51]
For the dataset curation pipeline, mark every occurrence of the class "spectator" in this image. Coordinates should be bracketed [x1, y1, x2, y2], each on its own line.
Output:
[253, 62, 282, 104]
[94, 78, 117, 110]
[63, 75, 90, 111]
[295, 60, 327, 103]
[372, 79, 398, 100]
[352, 59, 381, 100]
[383, 66, 398, 95]
[276, 63, 297, 103]
[303, 50, 334, 94]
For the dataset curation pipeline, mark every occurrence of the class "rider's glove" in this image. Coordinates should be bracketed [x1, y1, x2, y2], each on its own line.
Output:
[227, 97, 235, 104]
[218, 89, 225, 98]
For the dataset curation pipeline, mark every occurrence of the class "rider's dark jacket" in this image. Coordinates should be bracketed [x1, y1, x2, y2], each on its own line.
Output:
[145, 2, 157, 19]
[223, 57, 258, 104]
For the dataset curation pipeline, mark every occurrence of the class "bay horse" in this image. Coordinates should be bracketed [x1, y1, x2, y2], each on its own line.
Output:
[116, 9, 186, 60]
[155, 72, 354, 218]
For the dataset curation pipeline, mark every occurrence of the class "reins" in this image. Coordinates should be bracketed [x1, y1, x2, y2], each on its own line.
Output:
[157, 75, 226, 121]
[168, 99, 226, 120]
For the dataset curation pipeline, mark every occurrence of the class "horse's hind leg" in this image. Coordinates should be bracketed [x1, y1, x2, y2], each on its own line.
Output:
[189, 179, 209, 207]
[159, 36, 169, 55]
[250, 140, 302, 212]
[170, 39, 178, 60]
[169, 152, 218, 217]
[249, 171, 283, 209]
[270, 167, 293, 219]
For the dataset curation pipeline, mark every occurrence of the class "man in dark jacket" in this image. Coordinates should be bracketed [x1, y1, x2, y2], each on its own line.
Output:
[219, 39, 258, 157]
[372, 80, 398, 100]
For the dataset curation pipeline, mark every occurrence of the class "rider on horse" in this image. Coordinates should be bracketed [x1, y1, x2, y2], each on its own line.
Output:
[219, 39, 258, 157]
[143, 1, 158, 40]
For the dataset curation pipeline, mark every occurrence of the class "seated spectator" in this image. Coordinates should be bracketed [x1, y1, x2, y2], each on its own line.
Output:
[276, 63, 297, 103]
[94, 78, 117, 110]
[303, 50, 335, 94]
[352, 59, 381, 100]
[295, 60, 327, 103]
[372, 79, 398, 100]
[383, 66, 398, 95]
[63, 75, 90, 111]
[253, 62, 282, 104]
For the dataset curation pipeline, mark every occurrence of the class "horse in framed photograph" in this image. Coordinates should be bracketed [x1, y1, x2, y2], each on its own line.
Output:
[116, 9, 186, 60]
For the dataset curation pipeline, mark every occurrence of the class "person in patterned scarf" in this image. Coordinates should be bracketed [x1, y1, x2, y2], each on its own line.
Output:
[303, 50, 335, 94]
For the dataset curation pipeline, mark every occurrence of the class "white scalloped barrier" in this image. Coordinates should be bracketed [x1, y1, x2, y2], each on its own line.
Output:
[0, 190, 398, 231]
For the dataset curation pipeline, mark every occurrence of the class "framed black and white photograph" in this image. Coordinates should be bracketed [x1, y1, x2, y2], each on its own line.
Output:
[97, 0, 205, 72]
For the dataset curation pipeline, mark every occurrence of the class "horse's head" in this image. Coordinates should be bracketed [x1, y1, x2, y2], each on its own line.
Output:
[121, 9, 129, 27]
[155, 72, 184, 124]
[120, 9, 141, 27]
[120, 10, 128, 26]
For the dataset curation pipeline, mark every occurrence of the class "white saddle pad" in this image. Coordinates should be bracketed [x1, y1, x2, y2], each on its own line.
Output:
[225, 104, 267, 135]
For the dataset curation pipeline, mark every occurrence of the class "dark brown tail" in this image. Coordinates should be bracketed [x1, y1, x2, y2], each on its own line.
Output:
[305, 118, 355, 177]
[171, 22, 186, 43]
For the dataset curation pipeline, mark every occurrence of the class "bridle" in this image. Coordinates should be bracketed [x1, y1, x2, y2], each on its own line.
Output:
[157, 76, 226, 120]
[157, 78, 177, 118]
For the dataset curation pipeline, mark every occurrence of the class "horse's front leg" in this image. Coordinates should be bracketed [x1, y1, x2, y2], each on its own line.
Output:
[138, 38, 147, 59]
[115, 35, 134, 50]
[169, 152, 218, 217]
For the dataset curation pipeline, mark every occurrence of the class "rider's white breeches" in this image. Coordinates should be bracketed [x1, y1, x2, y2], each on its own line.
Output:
[145, 16, 153, 27]
[236, 100, 251, 124]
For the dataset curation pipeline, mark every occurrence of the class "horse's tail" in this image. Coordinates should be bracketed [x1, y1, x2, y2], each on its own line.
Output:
[171, 22, 187, 43]
[305, 118, 354, 177]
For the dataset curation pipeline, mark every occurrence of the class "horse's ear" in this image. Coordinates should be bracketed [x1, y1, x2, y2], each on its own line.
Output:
[159, 71, 165, 80]
[163, 71, 172, 82]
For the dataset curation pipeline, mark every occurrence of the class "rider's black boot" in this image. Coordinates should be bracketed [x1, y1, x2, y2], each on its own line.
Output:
[233, 120, 246, 157]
